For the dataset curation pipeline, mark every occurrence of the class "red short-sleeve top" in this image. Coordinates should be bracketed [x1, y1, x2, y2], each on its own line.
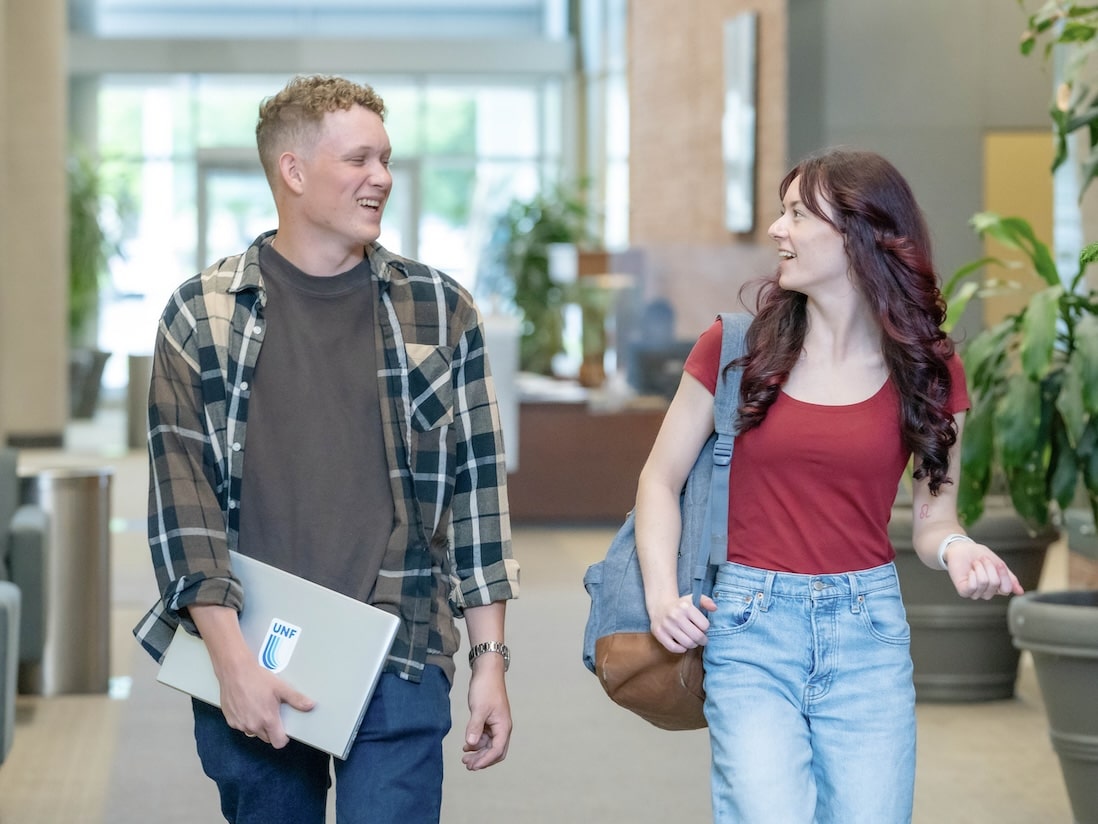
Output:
[684, 318, 970, 573]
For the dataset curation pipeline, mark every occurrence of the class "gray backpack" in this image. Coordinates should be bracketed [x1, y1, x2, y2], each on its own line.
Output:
[581, 312, 750, 729]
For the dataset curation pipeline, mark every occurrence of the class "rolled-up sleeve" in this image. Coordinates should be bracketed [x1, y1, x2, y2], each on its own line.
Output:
[447, 312, 520, 613]
[146, 290, 242, 628]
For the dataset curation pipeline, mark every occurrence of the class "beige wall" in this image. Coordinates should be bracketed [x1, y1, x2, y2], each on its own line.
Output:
[788, 1, 1049, 292]
[628, 0, 786, 246]
[0, 0, 68, 446]
[0, 0, 6, 442]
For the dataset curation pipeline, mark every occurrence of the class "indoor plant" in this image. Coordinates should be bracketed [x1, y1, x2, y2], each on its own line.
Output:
[888, 0, 1098, 721]
[882, 214, 1060, 703]
[67, 149, 118, 419]
[947, 213, 1098, 533]
[971, 4, 1098, 821]
[951, 1, 1098, 554]
[493, 182, 592, 375]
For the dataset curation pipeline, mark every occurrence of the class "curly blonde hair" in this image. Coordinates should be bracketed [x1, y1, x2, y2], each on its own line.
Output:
[256, 74, 386, 184]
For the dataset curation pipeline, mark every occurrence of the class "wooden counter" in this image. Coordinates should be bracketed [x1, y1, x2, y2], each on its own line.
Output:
[505, 399, 667, 524]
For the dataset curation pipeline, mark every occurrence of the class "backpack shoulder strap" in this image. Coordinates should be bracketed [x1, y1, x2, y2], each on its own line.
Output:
[704, 312, 751, 568]
[713, 312, 750, 437]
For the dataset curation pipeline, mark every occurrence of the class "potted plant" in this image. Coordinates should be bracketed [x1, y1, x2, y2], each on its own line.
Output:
[875, 203, 1064, 704]
[885, 249, 1057, 703]
[947, 213, 1098, 535]
[67, 149, 117, 419]
[888, 494, 1054, 703]
[492, 182, 593, 376]
[959, 4, 1098, 821]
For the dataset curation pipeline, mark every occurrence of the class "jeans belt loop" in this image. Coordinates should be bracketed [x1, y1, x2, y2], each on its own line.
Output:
[848, 572, 862, 613]
[758, 571, 776, 611]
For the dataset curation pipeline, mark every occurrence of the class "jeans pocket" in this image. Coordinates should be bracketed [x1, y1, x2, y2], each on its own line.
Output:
[709, 585, 760, 635]
[858, 587, 910, 645]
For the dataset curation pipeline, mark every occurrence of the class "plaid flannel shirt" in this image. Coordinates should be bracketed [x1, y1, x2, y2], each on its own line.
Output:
[133, 231, 519, 682]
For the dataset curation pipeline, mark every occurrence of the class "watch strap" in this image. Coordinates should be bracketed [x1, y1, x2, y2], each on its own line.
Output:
[468, 641, 510, 671]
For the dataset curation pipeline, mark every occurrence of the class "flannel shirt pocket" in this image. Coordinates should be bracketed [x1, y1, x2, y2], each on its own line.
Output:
[405, 343, 455, 431]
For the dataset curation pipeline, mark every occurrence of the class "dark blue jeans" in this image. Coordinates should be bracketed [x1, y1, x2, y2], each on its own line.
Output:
[193, 666, 452, 824]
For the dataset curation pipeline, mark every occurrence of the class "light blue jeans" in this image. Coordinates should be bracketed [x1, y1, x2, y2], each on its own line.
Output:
[703, 562, 916, 824]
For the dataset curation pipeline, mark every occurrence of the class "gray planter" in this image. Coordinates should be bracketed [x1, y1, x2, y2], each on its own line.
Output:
[890, 500, 1054, 702]
[1009, 590, 1098, 824]
[69, 348, 111, 420]
[1065, 507, 1098, 561]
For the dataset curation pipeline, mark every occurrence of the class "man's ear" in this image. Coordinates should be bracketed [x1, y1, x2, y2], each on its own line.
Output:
[279, 151, 305, 194]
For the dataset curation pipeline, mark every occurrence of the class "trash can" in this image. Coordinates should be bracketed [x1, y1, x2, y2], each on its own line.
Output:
[127, 353, 153, 451]
[17, 466, 113, 695]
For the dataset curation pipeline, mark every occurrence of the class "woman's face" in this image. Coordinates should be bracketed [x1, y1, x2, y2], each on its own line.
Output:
[767, 175, 850, 296]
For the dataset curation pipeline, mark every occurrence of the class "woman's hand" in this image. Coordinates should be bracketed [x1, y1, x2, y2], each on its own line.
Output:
[944, 540, 1024, 600]
[649, 593, 717, 653]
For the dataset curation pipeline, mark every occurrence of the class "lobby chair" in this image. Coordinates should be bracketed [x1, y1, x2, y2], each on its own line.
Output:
[0, 448, 48, 666]
[0, 581, 19, 764]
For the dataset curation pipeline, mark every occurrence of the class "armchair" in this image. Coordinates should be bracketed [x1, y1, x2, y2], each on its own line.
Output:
[0, 580, 18, 765]
[0, 448, 48, 666]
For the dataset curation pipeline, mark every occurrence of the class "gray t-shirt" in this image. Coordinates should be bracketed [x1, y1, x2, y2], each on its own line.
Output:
[238, 240, 394, 603]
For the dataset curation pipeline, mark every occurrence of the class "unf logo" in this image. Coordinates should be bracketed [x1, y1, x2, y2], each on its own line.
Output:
[259, 618, 301, 674]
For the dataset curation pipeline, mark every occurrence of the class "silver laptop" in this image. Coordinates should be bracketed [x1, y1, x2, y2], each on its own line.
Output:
[157, 550, 400, 759]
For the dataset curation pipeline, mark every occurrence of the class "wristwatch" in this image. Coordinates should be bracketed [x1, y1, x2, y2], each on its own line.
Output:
[468, 641, 510, 672]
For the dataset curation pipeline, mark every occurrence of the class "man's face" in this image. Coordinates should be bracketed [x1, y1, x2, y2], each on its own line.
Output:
[295, 106, 393, 250]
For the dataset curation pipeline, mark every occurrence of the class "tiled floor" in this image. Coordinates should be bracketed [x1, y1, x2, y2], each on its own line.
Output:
[0, 405, 1078, 822]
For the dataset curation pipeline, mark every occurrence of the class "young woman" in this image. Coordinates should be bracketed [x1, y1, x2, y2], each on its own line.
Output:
[634, 148, 1021, 823]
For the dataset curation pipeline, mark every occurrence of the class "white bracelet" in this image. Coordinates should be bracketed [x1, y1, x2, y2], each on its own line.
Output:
[937, 533, 973, 570]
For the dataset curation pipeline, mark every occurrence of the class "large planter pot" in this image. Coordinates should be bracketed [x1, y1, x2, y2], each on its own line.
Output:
[1065, 507, 1098, 589]
[1009, 590, 1098, 824]
[889, 499, 1054, 702]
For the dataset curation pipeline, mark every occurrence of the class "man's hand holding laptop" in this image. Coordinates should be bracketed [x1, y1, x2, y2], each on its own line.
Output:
[189, 603, 316, 748]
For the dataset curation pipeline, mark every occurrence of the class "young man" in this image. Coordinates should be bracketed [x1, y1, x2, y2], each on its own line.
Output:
[134, 74, 519, 824]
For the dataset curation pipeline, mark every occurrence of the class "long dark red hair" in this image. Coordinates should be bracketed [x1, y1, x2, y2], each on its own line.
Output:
[734, 148, 957, 493]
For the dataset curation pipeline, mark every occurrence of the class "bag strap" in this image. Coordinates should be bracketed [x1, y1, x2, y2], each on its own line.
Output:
[692, 312, 751, 601]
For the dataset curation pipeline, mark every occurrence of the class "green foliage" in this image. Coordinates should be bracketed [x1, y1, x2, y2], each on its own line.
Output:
[498, 182, 593, 374]
[68, 148, 129, 349]
[952, 213, 1098, 531]
[1020, 1, 1098, 196]
[949, 3, 1098, 531]
[68, 151, 112, 347]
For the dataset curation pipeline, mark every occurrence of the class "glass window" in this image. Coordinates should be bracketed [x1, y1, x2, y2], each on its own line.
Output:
[89, 73, 563, 390]
[578, 0, 628, 250]
[81, 0, 563, 39]
[476, 88, 540, 158]
[604, 72, 630, 249]
[195, 77, 278, 148]
[422, 88, 478, 155]
[201, 167, 277, 264]
[98, 86, 147, 157]
[376, 82, 422, 155]
[423, 162, 477, 228]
